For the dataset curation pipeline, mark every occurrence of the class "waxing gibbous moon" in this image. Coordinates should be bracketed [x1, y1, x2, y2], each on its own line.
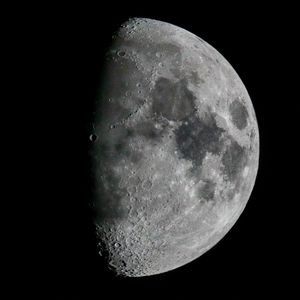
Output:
[89, 18, 259, 277]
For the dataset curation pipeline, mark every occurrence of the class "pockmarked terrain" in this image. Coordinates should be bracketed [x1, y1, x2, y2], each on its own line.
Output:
[89, 18, 259, 277]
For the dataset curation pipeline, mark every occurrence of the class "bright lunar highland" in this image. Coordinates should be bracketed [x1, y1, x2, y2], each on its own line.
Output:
[89, 18, 259, 277]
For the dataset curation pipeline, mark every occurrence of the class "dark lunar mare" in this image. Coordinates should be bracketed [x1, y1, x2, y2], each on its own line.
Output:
[151, 77, 227, 172]
[151, 77, 196, 121]
[221, 138, 248, 182]
[175, 114, 225, 169]
[197, 180, 216, 202]
[150, 74, 249, 204]
[229, 99, 249, 130]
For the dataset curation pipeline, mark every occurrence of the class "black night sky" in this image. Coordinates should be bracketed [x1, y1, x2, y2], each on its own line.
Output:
[16, 3, 297, 299]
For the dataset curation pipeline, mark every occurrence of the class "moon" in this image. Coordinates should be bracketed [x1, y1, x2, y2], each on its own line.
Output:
[89, 18, 259, 277]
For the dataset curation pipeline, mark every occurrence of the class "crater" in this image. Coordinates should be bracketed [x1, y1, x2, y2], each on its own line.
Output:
[229, 99, 249, 130]
[151, 77, 196, 121]
[117, 50, 126, 57]
[90, 134, 98, 142]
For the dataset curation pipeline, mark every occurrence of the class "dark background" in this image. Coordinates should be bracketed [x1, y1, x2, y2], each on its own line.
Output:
[15, 3, 297, 299]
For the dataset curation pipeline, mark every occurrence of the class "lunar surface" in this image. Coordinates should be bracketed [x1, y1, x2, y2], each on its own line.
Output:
[89, 18, 259, 277]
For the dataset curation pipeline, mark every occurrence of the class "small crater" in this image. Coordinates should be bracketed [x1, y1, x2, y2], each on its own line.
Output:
[127, 185, 136, 195]
[89, 134, 98, 142]
[142, 179, 152, 190]
[117, 50, 126, 57]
